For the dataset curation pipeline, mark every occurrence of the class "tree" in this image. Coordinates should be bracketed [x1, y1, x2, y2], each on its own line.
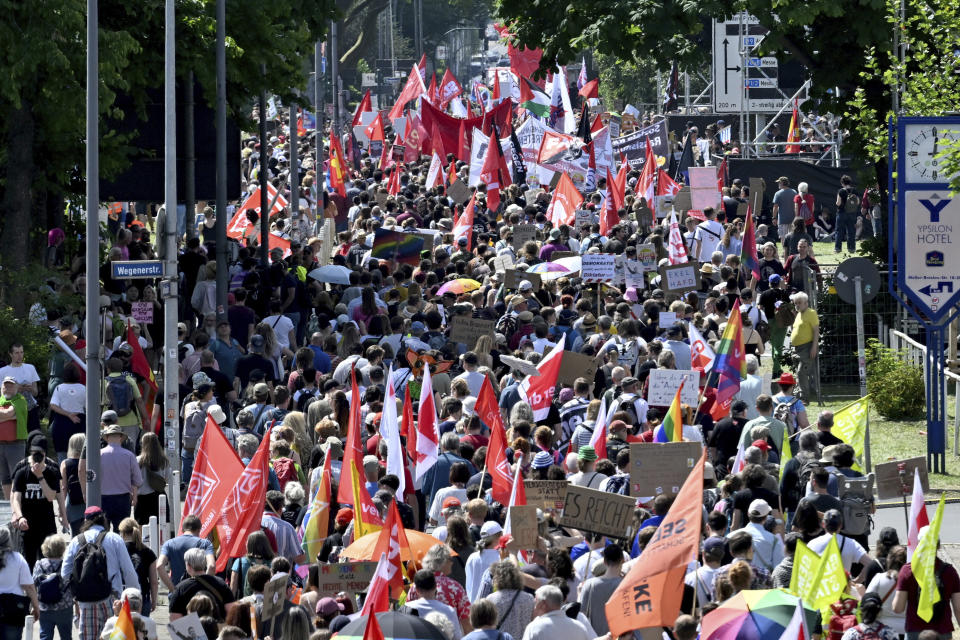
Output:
[0, 0, 337, 309]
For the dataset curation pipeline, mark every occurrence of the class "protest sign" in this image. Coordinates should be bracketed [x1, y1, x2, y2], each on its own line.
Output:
[504, 269, 540, 290]
[131, 302, 153, 324]
[875, 456, 929, 500]
[624, 260, 646, 289]
[672, 188, 692, 213]
[508, 505, 539, 549]
[168, 614, 204, 640]
[261, 574, 289, 621]
[512, 224, 537, 249]
[525, 480, 569, 511]
[637, 244, 658, 271]
[749, 178, 765, 214]
[560, 485, 636, 539]
[492, 254, 515, 273]
[647, 369, 700, 407]
[659, 263, 700, 294]
[575, 209, 593, 229]
[611, 120, 669, 170]
[630, 442, 703, 499]
[450, 316, 496, 346]
[314, 561, 378, 594]
[658, 311, 678, 327]
[557, 351, 600, 387]
[581, 254, 617, 283]
[447, 179, 472, 205]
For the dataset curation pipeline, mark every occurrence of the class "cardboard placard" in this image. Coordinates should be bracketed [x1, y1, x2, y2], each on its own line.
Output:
[575, 209, 594, 229]
[168, 613, 204, 640]
[512, 224, 537, 249]
[625, 260, 646, 289]
[507, 505, 539, 548]
[557, 351, 600, 387]
[673, 187, 692, 213]
[659, 262, 700, 294]
[647, 369, 701, 407]
[411, 231, 435, 253]
[504, 269, 541, 291]
[131, 302, 153, 324]
[560, 484, 637, 539]
[735, 201, 749, 218]
[447, 179, 472, 204]
[749, 177, 765, 213]
[261, 574, 289, 621]
[581, 254, 617, 282]
[608, 115, 622, 139]
[630, 441, 703, 498]
[874, 456, 929, 500]
[637, 244, 658, 271]
[492, 254, 515, 273]
[526, 480, 570, 511]
[550, 251, 578, 261]
[658, 311, 678, 327]
[450, 316, 496, 346]
[314, 561, 378, 593]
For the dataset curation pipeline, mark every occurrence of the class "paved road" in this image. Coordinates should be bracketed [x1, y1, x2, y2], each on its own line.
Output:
[875, 498, 960, 544]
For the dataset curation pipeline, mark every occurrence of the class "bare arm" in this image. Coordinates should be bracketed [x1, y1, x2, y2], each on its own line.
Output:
[891, 589, 907, 614]
[149, 563, 159, 612]
[157, 554, 176, 591]
[0, 405, 14, 420]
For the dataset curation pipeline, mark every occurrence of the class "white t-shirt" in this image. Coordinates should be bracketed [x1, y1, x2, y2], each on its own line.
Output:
[452, 371, 485, 398]
[807, 533, 867, 572]
[50, 382, 86, 414]
[0, 364, 40, 388]
[429, 486, 468, 525]
[264, 315, 296, 350]
[694, 219, 724, 262]
[0, 551, 31, 595]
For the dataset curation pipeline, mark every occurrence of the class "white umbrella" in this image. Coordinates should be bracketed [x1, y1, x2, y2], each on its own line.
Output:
[307, 265, 352, 285]
[553, 255, 582, 273]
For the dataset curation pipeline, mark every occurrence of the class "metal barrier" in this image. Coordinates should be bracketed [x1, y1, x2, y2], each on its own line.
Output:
[889, 329, 960, 457]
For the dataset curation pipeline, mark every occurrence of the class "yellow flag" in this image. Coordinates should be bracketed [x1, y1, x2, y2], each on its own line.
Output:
[789, 539, 820, 600]
[779, 427, 793, 482]
[913, 493, 946, 622]
[811, 536, 847, 609]
[833, 396, 869, 471]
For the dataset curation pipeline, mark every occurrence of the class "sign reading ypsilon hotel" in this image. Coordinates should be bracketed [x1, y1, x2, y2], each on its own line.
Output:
[111, 260, 164, 279]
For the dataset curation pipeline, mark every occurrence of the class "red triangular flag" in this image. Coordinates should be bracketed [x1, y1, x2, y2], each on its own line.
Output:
[352, 90, 372, 127]
[438, 69, 463, 109]
[590, 113, 604, 134]
[478, 377, 513, 505]
[337, 367, 365, 505]
[364, 112, 385, 142]
[578, 77, 599, 100]
[389, 64, 427, 121]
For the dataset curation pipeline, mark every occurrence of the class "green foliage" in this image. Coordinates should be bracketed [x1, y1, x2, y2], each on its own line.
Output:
[814, 287, 898, 385]
[865, 338, 925, 419]
[0, 306, 52, 377]
[594, 52, 658, 111]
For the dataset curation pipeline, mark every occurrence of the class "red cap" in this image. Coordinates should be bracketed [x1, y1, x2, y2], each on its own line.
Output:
[442, 497, 462, 509]
[751, 439, 770, 452]
[335, 507, 354, 526]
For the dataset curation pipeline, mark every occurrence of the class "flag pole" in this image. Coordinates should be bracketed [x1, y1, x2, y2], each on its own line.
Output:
[476, 462, 487, 499]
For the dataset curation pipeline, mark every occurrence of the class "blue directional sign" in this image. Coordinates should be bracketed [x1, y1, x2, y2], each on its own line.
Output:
[111, 260, 164, 279]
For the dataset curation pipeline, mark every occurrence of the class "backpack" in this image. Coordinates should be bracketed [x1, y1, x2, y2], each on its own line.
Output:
[843, 188, 861, 215]
[106, 375, 134, 417]
[71, 530, 112, 602]
[930, 563, 951, 622]
[273, 457, 298, 491]
[795, 457, 823, 500]
[183, 402, 208, 450]
[796, 198, 813, 224]
[774, 300, 797, 329]
[773, 397, 799, 433]
[604, 474, 630, 496]
[836, 474, 875, 537]
[37, 558, 64, 605]
[295, 388, 318, 414]
[827, 598, 859, 640]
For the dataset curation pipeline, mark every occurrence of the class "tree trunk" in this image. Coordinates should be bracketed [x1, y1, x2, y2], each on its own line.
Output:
[1, 102, 36, 315]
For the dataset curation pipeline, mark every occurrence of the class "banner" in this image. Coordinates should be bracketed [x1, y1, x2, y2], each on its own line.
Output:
[536, 129, 590, 190]
[468, 128, 515, 187]
[420, 98, 512, 162]
[514, 117, 559, 186]
[611, 120, 669, 170]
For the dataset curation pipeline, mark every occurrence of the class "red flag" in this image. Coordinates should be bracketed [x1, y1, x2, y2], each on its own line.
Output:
[328, 127, 348, 198]
[386, 166, 402, 196]
[296, 115, 307, 138]
[430, 121, 446, 158]
[600, 167, 620, 237]
[215, 433, 271, 572]
[578, 78, 599, 100]
[717, 155, 728, 192]
[494, 24, 543, 80]
[371, 500, 410, 599]
[389, 64, 427, 121]
[126, 324, 157, 391]
[785, 99, 801, 154]
[635, 136, 658, 203]
[365, 112, 385, 143]
[452, 195, 475, 251]
[438, 69, 463, 108]
[427, 72, 438, 104]
[518, 335, 566, 421]
[181, 414, 244, 536]
[360, 553, 392, 617]
[492, 72, 502, 101]
[447, 158, 458, 185]
[353, 90, 372, 127]
[478, 131, 504, 210]
[402, 382, 416, 463]
[478, 377, 512, 505]
[606, 450, 706, 636]
[417, 53, 426, 77]
[546, 173, 583, 226]
[415, 366, 439, 481]
[590, 113, 604, 134]
[337, 367, 365, 505]
[457, 119, 469, 163]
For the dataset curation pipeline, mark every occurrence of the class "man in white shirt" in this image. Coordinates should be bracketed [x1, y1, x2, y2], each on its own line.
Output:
[685, 536, 725, 605]
[737, 499, 785, 574]
[572, 533, 606, 582]
[522, 585, 590, 640]
[262, 301, 296, 355]
[736, 355, 764, 420]
[807, 509, 871, 574]
[406, 570, 463, 640]
[692, 207, 724, 263]
[452, 352, 486, 398]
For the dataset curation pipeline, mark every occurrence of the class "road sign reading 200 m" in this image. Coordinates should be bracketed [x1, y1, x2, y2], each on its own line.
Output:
[896, 116, 960, 321]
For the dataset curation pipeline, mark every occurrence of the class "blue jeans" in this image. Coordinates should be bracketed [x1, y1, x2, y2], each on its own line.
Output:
[39, 608, 73, 640]
[181, 449, 194, 488]
[101, 493, 131, 532]
[835, 212, 858, 252]
[284, 311, 302, 348]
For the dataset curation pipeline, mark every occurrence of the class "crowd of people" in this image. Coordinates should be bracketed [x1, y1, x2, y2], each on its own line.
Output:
[0, 103, 947, 640]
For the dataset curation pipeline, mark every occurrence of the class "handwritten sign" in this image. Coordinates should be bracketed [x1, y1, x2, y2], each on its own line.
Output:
[261, 574, 289, 621]
[314, 561, 378, 593]
[581, 254, 617, 283]
[557, 351, 600, 387]
[504, 270, 541, 291]
[673, 188, 692, 213]
[637, 244, 658, 271]
[646, 369, 700, 407]
[492, 255, 514, 273]
[658, 311, 678, 327]
[630, 442, 703, 499]
[625, 260, 646, 289]
[526, 480, 569, 511]
[507, 505, 539, 549]
[659, 262, 700, 294]
[131, 302, 153, 324]
[560, 484, 636, 539]
[575, 209, 594, 229]
[450, 316, 496, 346]
[512, 224, 537, 249]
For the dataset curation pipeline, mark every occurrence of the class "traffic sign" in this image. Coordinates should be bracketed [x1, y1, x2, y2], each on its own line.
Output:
[111, 260, 164, 279]
[361, 73, 377, 87]
[834, 257, 881, 305]
[436, 46, 447, 60]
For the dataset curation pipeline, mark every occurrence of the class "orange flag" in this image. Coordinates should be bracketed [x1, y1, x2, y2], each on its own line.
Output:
[605, 449, 706, 636]
[107, 598, 135, 640]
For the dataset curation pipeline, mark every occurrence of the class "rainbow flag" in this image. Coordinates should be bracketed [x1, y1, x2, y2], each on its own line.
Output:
[709, 305, 747, 418]
[741, 206, 760, 282]
[299, 451, 332, 561]
[372, 228, 425, 265]
[107, 599, 135, 640]
[654, 380, 685, 442]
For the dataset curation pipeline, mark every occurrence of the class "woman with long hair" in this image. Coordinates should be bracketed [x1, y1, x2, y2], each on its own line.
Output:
[444, 516, 473, 588]
[118, 518, 158, 615]
[335, 323, 361, 362]
[865, 545, 907, 636]
[229, 530, 275, 598]
[48, 365, 85, 461]
[720, 224, 742, 260]
[60, 433, 86, 535]
[255, 322, 283, 379]
[0, 527, 40, 640]
[280, 606, 313, 640]
[136, 432, 168, 522]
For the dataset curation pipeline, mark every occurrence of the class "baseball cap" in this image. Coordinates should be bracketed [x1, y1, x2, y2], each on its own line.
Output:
[480, 521, 504, 538]
[254, 382, 270, 397]
[100, 410, 119, 424]
[1, 376, 16, 385]
[703, 536, 726, 556]
[457, 237, 468, 246]
[518, 280, 534, 292]
[768, 274, 782, 284]
[249, 334, 266, 353]
[362, 455, 379, 471]
[29, 437, 48, 453]
[316, 597, 345, 617]
[442, 496, 462, 509]
[84, 506, 104, 519]
[751, 439, 770, 452]
[748, 499, 772, 517]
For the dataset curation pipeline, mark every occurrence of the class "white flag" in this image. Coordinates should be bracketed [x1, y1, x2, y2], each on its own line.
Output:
[425, 152, 443, 190]
[688, 322, 717, 372]
[668, 210, 689, 264]
[381, 364, 405, 498]
[907, 467, 929, 560]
